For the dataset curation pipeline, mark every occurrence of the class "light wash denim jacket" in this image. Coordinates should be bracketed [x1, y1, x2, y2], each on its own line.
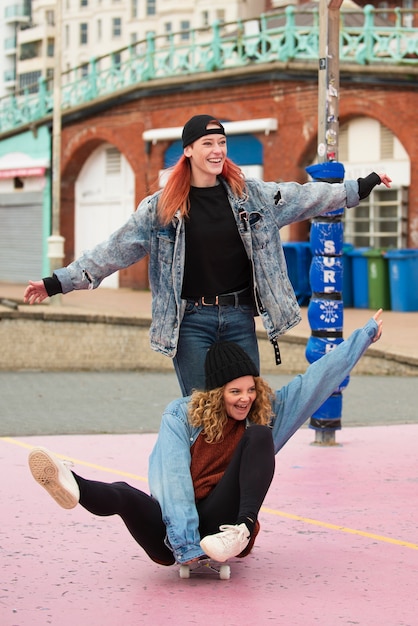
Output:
[148, 317, 378, 564]
[55, 177, 360, 357]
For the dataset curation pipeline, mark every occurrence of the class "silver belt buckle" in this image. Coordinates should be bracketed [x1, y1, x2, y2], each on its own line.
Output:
[201, 296, 218, 306]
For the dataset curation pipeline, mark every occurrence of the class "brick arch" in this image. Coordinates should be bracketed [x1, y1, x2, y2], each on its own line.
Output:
[62, 119, 145, 176]
[60, 123, 147, 265]
[339, 96, 413, 156]
[339, 93, 417, 246]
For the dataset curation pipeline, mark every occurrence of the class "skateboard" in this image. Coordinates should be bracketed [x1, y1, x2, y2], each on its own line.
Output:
[178, 557, 231, 580]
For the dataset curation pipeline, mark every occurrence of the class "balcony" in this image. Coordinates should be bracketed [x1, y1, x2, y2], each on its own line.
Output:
[3, 69, 17, 87]
[4, 3, 30, 25]
[4, 37, 17, 56]
[18, 23, 56, 45]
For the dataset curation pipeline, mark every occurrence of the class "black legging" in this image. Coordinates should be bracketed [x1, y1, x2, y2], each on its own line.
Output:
[74, 425, 275, 565]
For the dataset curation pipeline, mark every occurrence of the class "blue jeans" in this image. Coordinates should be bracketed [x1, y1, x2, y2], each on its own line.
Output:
[173, 302, 259, 396]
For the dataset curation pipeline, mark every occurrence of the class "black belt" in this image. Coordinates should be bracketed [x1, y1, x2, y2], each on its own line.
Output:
[189, 291, 254, 307]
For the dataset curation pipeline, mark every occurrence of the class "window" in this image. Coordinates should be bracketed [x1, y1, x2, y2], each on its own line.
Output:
[47, 39, 54, 57]
[46, 10, 55, 25]
[402, 0, 414, 28]
[164, 22, 172, 41]
[80, 23, 88, 45]
[146, 0, 156, 16]
[202, 11, 209, 27]
[131, 0, 138, 18]
[112, 17, 122, 38]
[380, 125, 394, 160]
[97, 19, 102, 41]
[20, 42, 38, 60]
[180, 20, 190, 41]
[19, 71, 41, 92]
[65, 24, 70, 48]
[112, 52, 121, 69]
[216, 9, 225, 24]
[80, 0, 88, 6]
[343, 188, 408, 249]
[106, 147, 121, 174]
[80, 63, 89, 77]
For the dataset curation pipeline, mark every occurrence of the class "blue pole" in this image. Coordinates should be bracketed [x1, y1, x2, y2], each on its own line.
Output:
[305, 162, 348, 444]
[307, 0, 345, 445]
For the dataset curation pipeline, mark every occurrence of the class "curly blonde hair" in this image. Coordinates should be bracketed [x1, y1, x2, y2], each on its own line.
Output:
[188, 377, 275, 444]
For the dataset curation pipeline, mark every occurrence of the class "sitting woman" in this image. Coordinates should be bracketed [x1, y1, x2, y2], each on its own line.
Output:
[28, 310, 383, 566]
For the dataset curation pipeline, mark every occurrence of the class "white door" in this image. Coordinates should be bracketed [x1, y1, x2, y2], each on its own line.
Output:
[75, 143, 135, 288]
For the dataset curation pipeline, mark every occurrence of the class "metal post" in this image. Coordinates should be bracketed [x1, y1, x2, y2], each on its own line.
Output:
[306, 0, 345, 445]
[48, 0, 65, 304]
[317, 0, 342, 164]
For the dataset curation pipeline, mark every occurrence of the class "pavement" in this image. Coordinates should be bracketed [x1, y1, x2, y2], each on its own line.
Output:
[1, 282, 418, 626]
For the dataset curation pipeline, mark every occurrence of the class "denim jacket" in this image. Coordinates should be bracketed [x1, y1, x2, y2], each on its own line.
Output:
[148, 317, 378, 563]
[55, 177, 360, 357]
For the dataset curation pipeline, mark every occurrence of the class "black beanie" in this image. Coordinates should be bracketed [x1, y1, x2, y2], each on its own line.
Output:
[204, 342, 259, 391]
[182, 114, 226, 148]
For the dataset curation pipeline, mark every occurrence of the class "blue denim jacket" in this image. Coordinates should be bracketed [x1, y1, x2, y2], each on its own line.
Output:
[147, 317, 378, 564]
[55, 177, 360, 357]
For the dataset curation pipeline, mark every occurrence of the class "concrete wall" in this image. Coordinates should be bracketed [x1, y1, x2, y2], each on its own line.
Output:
[1, 309, 417, 376]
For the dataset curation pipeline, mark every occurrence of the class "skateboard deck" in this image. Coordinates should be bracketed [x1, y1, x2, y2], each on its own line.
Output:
[179, 557, 231, 580]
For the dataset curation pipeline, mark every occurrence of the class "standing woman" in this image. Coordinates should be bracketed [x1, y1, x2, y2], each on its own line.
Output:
[24, 114, 391, 395]
[28, 311, 383, 567]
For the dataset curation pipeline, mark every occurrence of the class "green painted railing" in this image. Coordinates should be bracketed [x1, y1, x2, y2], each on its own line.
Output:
[1, 4, 417, 135]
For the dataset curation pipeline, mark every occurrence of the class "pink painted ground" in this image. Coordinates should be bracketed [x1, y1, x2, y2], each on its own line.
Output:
[2, 426, 417, 626]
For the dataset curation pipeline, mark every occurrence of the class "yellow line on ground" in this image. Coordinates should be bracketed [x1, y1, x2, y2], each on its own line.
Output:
[260, 506, 418, 551]
[1, 437, 148, 482]
[3, 437, 418, 551]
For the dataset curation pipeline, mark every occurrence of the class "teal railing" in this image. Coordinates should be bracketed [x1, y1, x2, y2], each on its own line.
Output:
[1, 4, 417, 135]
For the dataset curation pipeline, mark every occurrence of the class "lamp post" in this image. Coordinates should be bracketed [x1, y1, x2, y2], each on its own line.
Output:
[48, 0, 65, 304]
[306, 0, 345, 445]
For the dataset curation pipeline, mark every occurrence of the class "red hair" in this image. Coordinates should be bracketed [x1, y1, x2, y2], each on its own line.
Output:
[157, 155, 246, 225]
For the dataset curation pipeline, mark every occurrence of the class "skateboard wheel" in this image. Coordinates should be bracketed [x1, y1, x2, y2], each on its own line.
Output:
[179, 565, 190, 579]
[219, 565, 231, 580]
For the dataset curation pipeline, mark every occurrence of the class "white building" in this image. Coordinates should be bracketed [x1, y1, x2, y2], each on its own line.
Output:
[1, 0, 268, 91]
[0, 0, 31, 97]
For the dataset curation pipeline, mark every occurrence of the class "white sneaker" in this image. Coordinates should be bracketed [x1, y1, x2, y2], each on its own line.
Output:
[200, 523, 250, 562]
[28, 447, 80, 509]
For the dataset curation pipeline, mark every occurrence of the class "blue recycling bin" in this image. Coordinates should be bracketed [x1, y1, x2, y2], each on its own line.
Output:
[385, 249, 418, 311]
[283, 242, 312, 305]
[348, 247, 370, 308]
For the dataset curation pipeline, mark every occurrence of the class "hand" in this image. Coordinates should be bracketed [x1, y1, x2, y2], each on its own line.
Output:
[371, 308, 383, 343]
[24, 280, 49, 304]
[378, 173, 392, 188]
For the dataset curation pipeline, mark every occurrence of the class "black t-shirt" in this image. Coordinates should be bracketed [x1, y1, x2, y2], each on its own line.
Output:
[181, 184, 250, 299]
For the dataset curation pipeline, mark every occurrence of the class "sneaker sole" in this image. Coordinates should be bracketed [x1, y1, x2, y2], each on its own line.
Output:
[28, 449, 78, 509]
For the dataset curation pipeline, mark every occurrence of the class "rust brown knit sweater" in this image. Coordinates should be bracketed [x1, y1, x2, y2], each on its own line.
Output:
[190, 419, 246, 502]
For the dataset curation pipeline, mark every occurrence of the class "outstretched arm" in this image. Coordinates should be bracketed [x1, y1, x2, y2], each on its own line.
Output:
[371, 308, 383, 342]
[378, 173, 392, 188]
[24, 280, 49, 304]
[270, 310, 383, 453]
